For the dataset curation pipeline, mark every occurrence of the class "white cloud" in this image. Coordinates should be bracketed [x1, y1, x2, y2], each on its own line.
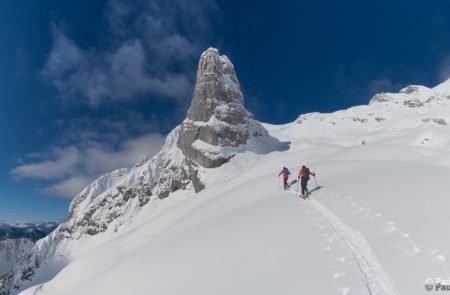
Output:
[43, 30, 84, 78]
[42, 0, 218, 107]
[81, 133, 165, 175]
[11, 146, 80, 181]
[42, 176, 92, 199]
[12, 133, 165, 199]
[43, 36, 193, 107]
[439, 55, 450, 82]
[368, 78, 403, 96]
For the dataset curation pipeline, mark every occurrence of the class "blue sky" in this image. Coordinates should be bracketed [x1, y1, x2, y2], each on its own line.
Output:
[1, 0, 450, 222]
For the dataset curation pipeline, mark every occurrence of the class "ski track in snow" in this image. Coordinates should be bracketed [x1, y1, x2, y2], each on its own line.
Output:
[288, 190, 399, 295]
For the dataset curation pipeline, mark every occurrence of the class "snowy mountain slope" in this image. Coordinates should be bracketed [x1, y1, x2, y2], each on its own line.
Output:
[0, 239, 34, 277]
[20, 142, 450, 295]
[282, 80, 450, 151]
[18, 75, 450, 295]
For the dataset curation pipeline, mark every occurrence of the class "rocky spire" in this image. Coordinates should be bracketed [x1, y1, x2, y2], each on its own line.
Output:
[177, 48, 281, 168]
[187, 47, 247, 124]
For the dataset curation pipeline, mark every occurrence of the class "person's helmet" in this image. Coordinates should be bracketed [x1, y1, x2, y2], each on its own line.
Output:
[302, 165, 305, 168]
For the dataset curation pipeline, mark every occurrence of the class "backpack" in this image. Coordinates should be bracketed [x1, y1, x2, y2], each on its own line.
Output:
[284, 168, 291, 175]
[303, 167, 310, 180]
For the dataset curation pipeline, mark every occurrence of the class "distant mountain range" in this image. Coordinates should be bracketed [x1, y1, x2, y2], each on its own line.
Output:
[0, 221, 62, 242]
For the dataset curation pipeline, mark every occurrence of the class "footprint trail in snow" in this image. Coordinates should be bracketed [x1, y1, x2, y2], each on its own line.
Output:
[289, 190, 399, 295]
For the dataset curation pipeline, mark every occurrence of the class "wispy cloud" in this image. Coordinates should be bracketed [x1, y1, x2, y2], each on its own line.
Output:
[42, 0, 219, 107]
[438, 54, 450, 82]
[335, 63, 406, 103]
[42, 176, 93, 198]
[12, 146, 80, 181]
[12, 133, 165, 198]
[12, 111, 166, 199]
[367, 78, 403, 96]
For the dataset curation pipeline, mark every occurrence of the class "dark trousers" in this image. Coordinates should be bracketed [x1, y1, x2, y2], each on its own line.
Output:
[283, 176, 289, 190]
[301, 178, 308, 195]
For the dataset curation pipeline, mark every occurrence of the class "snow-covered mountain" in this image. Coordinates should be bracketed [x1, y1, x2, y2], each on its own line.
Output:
[0, 222, 61, 242]
[0, 48, 287, 294]
[0, 223, 59, 294]
[0, 239, 34, 279]
[3, 48, 450, 295]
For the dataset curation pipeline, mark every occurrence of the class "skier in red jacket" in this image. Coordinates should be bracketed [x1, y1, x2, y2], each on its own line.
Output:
[278, 167, 291, 190]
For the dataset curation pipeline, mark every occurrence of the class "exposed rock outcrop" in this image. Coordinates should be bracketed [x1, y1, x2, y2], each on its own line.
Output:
[177, 48, 286, 168]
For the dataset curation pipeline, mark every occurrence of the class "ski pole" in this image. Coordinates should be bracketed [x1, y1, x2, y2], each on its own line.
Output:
[296, 179, 300, 195]
[314, 175, 318, 188]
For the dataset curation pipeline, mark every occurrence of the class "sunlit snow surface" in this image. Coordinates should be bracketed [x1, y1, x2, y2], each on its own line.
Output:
[21, 80, 450, 295]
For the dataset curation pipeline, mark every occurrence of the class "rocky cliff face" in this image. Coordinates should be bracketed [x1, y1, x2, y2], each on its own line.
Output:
[177, 48, 285, 168]
[0, 48, 287, 295]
